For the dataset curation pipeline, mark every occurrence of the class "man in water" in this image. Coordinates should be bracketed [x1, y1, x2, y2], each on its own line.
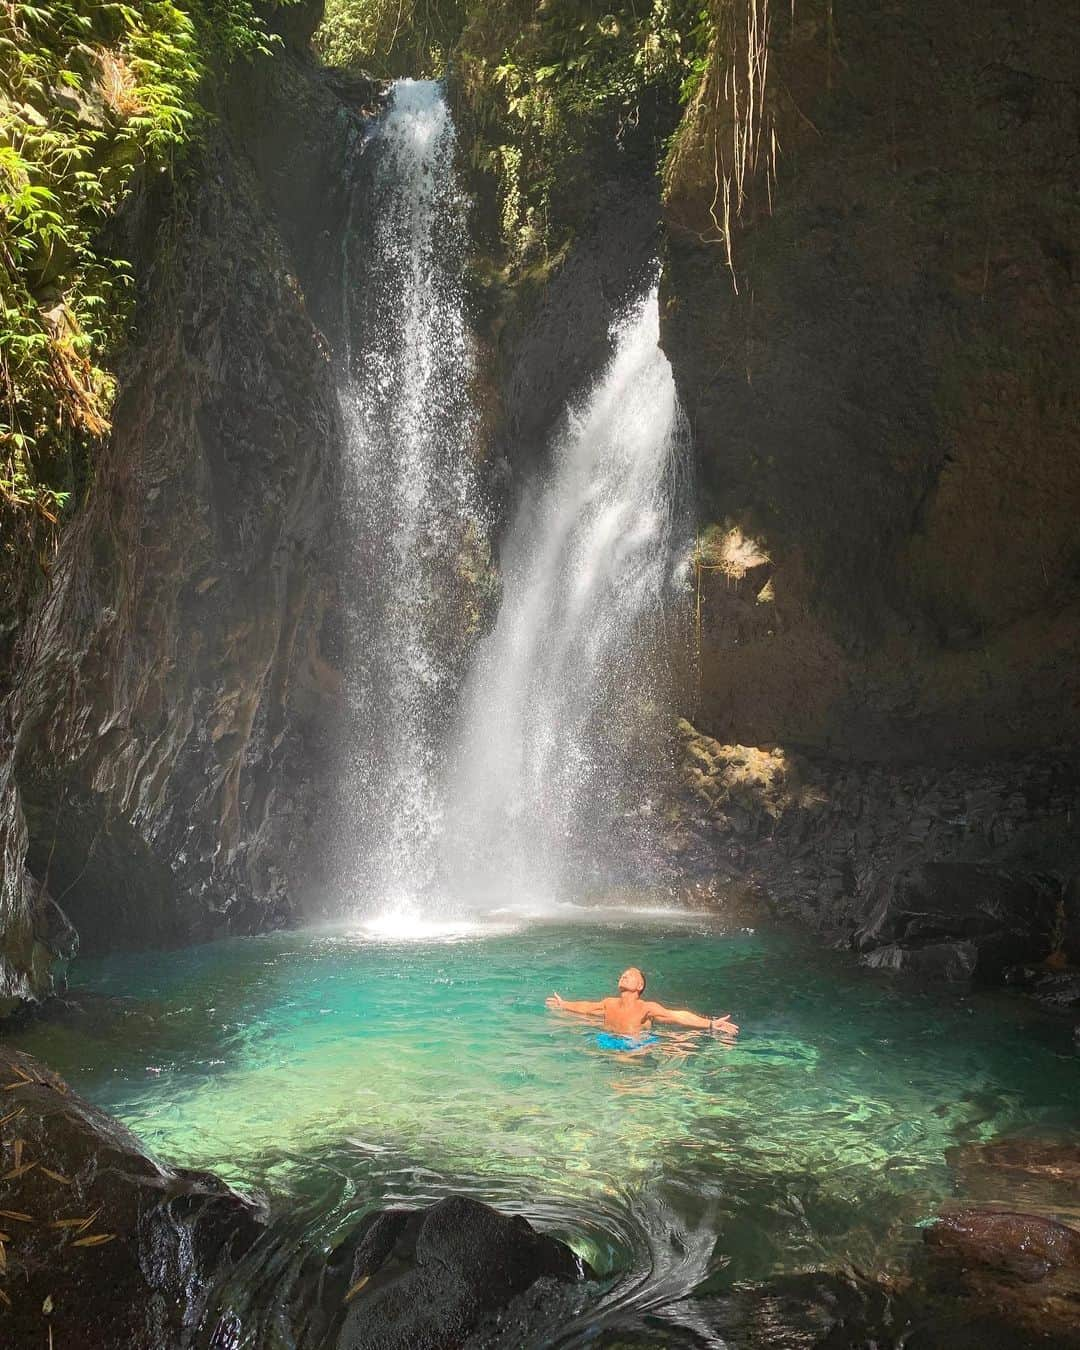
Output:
[546, 967, 738, 1037]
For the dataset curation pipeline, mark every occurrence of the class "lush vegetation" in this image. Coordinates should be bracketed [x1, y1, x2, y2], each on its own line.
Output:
[317, 0, 711, 266]
[0, 0, 285, 621]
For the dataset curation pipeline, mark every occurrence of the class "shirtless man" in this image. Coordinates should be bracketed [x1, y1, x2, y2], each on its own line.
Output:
[545, 967, 738, 1037]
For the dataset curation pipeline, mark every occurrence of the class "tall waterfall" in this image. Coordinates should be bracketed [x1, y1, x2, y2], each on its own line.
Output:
[336, 80, 484, 907]
[443, 290, 688, 910]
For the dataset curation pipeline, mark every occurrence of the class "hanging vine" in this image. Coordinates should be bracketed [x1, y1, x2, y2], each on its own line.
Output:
[664, 0, 779, 290]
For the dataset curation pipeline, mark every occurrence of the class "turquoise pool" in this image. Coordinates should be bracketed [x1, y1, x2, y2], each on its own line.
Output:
[12, 908, 1079, 1344]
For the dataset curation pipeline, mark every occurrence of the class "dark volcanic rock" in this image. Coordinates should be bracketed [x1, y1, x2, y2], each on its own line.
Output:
[668, 720, 1080, 990]
[0, 44, 356, 994]
[0, 1044, 265, 1347]
[854, 862, 1059, 981]
[922, 1208, 1080, 1347]
[333, 1195, 589, 1350]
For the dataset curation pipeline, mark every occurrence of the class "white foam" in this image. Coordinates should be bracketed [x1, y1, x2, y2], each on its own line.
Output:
[356, 912, 518, 943]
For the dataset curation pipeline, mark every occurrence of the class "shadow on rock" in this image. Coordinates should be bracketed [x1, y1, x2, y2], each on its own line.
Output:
[325, 1196, 593, 1350]
[0, 1046, 266, 1348]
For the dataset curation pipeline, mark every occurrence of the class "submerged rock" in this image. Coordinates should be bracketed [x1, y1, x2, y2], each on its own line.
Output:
[332, 1195, 591, 1350]
[0, 1045, 266, 1347]
[926, 1208, 1080, 1280]
[945, 1137, 1080, 1225]
[921, 1208, 1080, 1347]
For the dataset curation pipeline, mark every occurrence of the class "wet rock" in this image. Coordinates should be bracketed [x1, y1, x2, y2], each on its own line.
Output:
[1064, 875, 1080, 965]
[921, 1209, 1080, 1346]
[854, 862, 1059, 981]
[1029, 972, 1080, 1011]
[333, 1195, 591, 1350]
[0, 1045, 266, 1348]
[945, 1137, 1080, 1225]
[861, 938, 978, 983]
[0, 41, 352, 987]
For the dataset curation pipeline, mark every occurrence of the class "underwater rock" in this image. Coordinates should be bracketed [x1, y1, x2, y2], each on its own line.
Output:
[926, 1207, 1080, 1281]
[946, 1137, 1080, 1217]
[922, 1208, 1080, 1346]
[333, 1195, 590, 1350]
[674, 1269, 899, 1350]
[0, 1044, 266, 1348]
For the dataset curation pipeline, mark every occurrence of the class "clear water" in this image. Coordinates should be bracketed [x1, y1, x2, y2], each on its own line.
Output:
[11, 914, 1079, 1344]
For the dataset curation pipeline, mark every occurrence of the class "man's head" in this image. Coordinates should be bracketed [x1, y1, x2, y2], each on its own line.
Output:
[618, 967, 646, 995]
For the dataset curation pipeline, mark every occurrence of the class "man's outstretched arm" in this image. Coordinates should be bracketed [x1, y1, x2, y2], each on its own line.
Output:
[546, 993, 605, 1017]
[646, 1002, 739, 1034]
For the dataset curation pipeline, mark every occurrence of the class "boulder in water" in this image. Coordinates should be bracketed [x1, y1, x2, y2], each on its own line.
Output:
[921, 1207, 1080, 1347]
[0, 1045, 265, 1347]
[333, 1195, 591, 1350]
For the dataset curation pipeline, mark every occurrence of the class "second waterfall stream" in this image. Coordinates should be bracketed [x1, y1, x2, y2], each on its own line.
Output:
[443, 289, 688, 909]
[337, 79, 688, 920]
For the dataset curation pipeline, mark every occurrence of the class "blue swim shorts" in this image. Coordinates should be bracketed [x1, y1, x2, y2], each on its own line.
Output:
[595, 1032, 660, 1052]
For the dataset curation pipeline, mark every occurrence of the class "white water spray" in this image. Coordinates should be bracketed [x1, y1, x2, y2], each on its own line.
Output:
[336, 80, 484, 909]
[443, 290, 688, 909]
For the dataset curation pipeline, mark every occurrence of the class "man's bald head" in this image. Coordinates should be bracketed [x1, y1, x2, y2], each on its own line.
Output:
[618, 967, 646, 994]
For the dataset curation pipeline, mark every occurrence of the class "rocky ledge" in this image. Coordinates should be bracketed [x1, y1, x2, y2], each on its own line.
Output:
[668, 719, 1080, 1006]
[0, 1044, 266, 1347]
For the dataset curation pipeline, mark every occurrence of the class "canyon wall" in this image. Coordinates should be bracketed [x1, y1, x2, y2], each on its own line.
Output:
[662, 0, 1080, 760]
[660, 0, 1080, 985]
[0, 22, 358, 1007]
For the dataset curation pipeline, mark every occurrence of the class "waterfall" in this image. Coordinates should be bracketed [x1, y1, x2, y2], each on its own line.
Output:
[443, 289, 688, 910]
[335, 80, 484, 908]
[333, 80, 685, 920]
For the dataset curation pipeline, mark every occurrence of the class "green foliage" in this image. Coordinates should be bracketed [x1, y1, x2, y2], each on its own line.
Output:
[465, 0, 706, 264]
[0, 0, 287, 606]
[316, 0, 710, 266]
[2, 1, 197, 528]
[316, 0, 468, 77]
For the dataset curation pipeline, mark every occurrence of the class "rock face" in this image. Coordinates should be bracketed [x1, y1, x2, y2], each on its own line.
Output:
[0, 38, 359, 1003]
[655, 0, 1080, 992]
[331, 1196, 589, 1350]
[669, 720, 1080, 986]
[0, 1045, 266, 1347]
[662, 0, 1080, 763]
